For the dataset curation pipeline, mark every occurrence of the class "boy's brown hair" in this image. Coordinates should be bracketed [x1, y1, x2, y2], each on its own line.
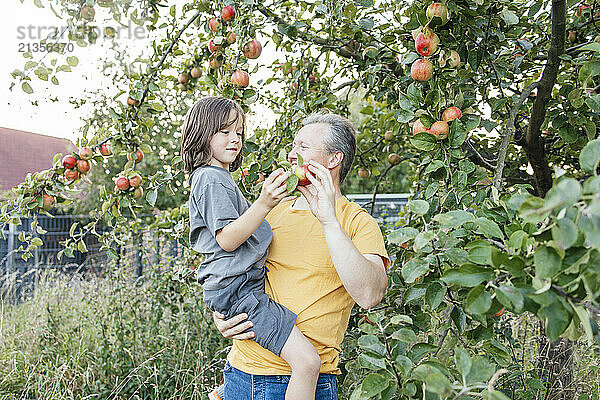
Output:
[180, 97, 246, 174]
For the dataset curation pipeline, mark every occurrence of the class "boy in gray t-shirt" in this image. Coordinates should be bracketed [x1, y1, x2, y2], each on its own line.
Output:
[189, 166, 296, 355]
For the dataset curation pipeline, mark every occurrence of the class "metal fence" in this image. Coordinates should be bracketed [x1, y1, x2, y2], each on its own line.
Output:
[1, 194, 408, 302]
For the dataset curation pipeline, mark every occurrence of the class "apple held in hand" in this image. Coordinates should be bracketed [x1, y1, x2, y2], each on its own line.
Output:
[411, 58, 433, 81]
[294, 164, 311, 186]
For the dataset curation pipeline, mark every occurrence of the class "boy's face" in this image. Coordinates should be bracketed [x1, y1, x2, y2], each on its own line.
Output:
[208, 109, 244, 169]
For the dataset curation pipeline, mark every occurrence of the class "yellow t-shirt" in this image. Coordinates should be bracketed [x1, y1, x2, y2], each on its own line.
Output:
[227, 196, 390, 375]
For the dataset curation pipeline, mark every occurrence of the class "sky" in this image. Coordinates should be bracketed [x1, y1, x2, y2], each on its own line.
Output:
[1, 0, 278, 143]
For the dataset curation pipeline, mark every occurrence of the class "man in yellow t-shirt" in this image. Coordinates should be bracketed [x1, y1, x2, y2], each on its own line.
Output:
[213, 113, 390, 400]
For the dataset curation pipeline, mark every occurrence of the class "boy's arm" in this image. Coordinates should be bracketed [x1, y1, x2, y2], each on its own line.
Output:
[215, 169, 292, 252]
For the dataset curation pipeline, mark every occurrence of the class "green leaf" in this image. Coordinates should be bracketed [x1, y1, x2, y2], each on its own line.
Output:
[359, 353, 386, 370]
[425, 373, 451, 395]
[468, 241, 493, 265]
[393, 327, 418, 344]
[30, 237, 43, 246]
[579, 43, 600, 52]
[433, 210, 474, 229]
[539, 300, 572, 342]
[410, 132, 437, 151]
[441, 264, 494, 287]
[579, 60, 600, 83]
[449, 119, 467, 147]
[388, 227, 419, 244]
[66, 56, 79, 67]
[534, 245, 562, 278]
[454, 348, 472, 378]
[552, 218, 578, 250]
[358, 335, 386, 356]
[465, 285, 492, 314]
[146, 189, 157, 206]
[520, 196, 550, 223]
[402, 258, 430, 283]
[424, 160, 445, 175]
[408, 199, 429, 215]
[579, 214, 600, 248]
[286, 174, 299, 193]
[360, 373, 390, 398]
[580, 137, 600, 174]
[22, 82, 33, 94]
[508, 230, 528, 253]
[406, 83, 424, 105]
[573, 305, 594, 343]
[425, 282, 446, 309]
[77, 240, 88, 253]
[474, 217, 504, 239]
[501, 8, 519, 26]
[586, 95, 600, 113]
[465, 356, 496, 384]
[496, 285, 524, 311]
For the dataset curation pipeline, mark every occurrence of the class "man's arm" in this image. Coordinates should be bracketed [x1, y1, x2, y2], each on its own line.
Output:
[322, 221, 388, 309]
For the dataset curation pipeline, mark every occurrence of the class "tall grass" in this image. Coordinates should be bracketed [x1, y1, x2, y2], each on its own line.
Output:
[0, 264, 228, 400]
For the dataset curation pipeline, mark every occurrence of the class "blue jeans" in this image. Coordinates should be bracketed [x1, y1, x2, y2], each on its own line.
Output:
[223, 362, 339, 400]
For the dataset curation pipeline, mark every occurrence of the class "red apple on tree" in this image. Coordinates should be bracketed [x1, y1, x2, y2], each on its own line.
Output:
[179, 73, 190, 84]
[384, 130, 394, 141]
[128, 148, 144, 163]
[430, 120, 449, 140]
[133, 187, 144, 199]
[358, 168, 371, 178]
[426, 2, 449, 25]
[81, 5, 95, 21]
[127, 97, 140, 107]
[220, 5, 236, 21]
[191, 67, 201, 79]
[442, 106, 462, 123]
[209, 17, 220, 32]
[243, 40, 262, 59]
[78, 146, 93, 160]
[42, 194, 56, 211]
[231, 70, 250, 88]
[99, 143, 112, 156]
[62, 154, 77, 169]
[129, 174, 142, 188]
[411, 59, 433, 81]
[77, 159, 90, 174]
[388, 153, 401, 165]
[208, 40, 221, 53]
[115, 176, 130, 191]
[65, 169, 79, 181]
[412, 119, 429, 135]
[209, 56, 223, 69]
[226, 31, 237, 44]
[415, 28, 440, 57]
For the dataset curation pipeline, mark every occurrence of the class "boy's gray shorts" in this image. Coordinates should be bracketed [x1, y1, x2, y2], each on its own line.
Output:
[203, 266, 297, 357]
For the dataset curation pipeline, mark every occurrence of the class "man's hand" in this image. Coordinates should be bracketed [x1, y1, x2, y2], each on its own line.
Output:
[212, 311, 255, 340]
[297, 161, 337, 226]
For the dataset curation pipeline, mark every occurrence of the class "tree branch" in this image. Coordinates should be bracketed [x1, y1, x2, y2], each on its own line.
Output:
[493, 81, 539, 189]
[525, 0, 566, 198]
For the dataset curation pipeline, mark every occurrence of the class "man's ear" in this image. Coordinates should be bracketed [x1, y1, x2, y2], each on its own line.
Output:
[327, 152, 344, 169]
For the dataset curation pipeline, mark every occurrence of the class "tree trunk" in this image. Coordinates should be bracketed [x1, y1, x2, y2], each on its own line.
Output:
[536, 323, 576, 399]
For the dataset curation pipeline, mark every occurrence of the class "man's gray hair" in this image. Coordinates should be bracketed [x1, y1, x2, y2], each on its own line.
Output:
[302, 112, 357, 184]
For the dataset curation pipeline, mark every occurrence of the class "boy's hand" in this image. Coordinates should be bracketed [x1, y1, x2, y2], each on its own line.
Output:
[213, 311, 255, 340]
[257, 169, 295, 210]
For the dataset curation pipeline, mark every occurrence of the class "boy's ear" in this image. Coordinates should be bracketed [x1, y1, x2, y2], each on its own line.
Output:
[327, 152, 344, 169]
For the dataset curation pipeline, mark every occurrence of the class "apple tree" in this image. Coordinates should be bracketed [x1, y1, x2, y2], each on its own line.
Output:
[4, 0, 600, 398]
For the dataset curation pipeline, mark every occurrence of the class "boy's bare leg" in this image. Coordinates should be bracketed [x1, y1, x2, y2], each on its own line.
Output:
[279, 326, 321, 400]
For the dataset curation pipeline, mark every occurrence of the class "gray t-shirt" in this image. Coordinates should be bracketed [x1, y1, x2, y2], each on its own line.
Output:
[188, 166, 273, 290]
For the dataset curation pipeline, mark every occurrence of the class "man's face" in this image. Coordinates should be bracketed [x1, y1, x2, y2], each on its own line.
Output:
[288, 123, 330, 168]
